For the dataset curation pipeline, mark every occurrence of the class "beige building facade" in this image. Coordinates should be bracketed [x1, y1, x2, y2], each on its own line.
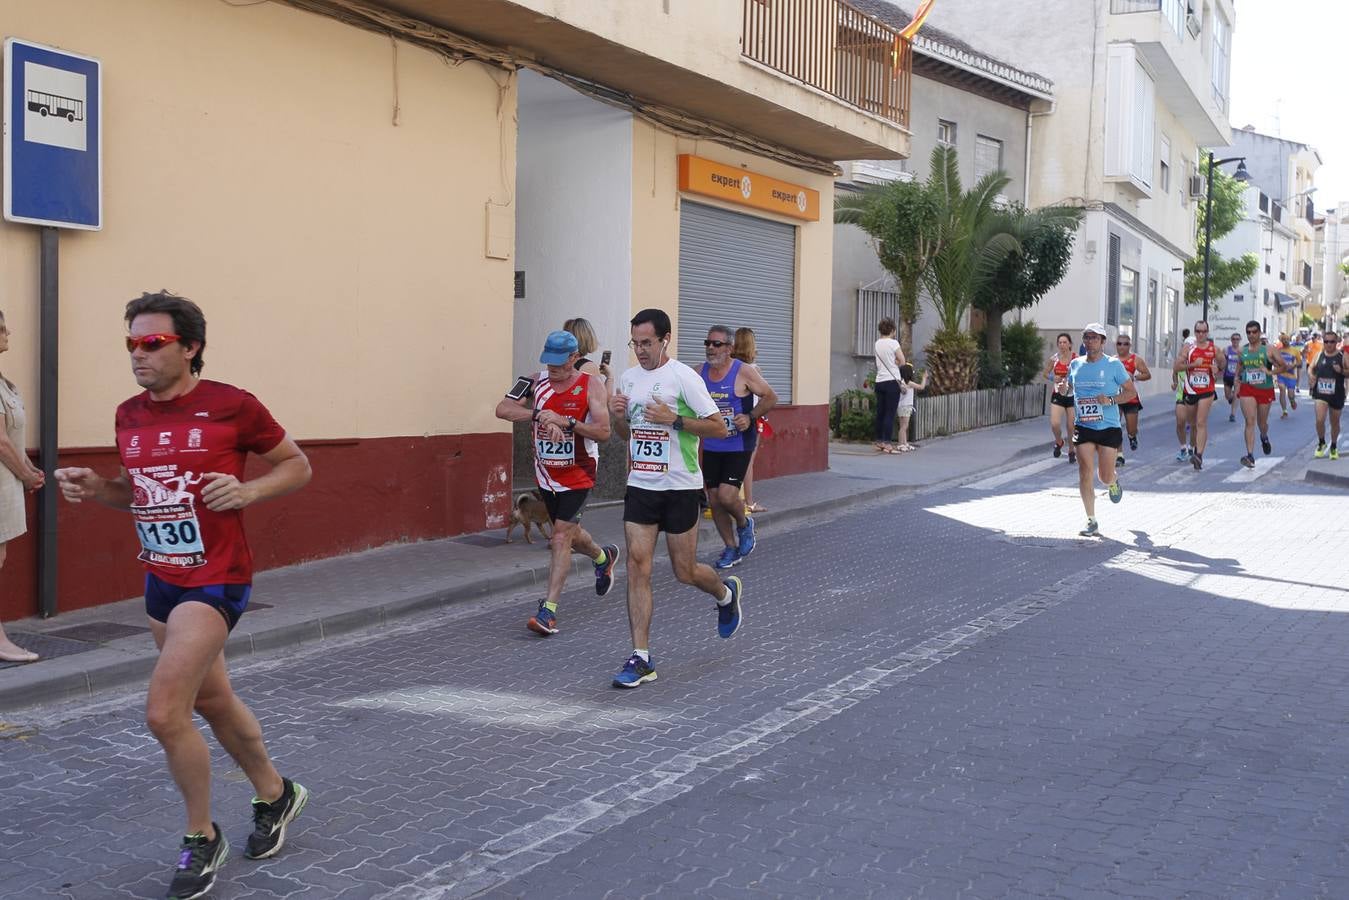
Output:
[919, 0, 1236, 386]
[1, 0, 911, 617]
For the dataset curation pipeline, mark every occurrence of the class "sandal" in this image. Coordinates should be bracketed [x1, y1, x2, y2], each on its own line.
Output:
[0, 644, 38, 663]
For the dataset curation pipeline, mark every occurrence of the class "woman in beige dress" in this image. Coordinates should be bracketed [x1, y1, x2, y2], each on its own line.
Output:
[0, 311, 45, 662]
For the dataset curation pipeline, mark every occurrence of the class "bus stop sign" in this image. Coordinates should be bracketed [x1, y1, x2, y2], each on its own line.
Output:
[3, 38, 102, 230]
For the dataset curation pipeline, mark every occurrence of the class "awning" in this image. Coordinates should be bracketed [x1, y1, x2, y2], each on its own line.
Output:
[1274, 292, 1298, 311]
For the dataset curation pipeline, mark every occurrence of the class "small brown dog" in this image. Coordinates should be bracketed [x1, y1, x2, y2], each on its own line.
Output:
[505, 491, 553, 544]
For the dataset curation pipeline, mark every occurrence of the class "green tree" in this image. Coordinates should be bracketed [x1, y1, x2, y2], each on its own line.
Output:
[1184, 167, 1258, 304]
[973, 202, 1084, 359]
[834, 164, 941, 358]
[921, 146, 1020, 394]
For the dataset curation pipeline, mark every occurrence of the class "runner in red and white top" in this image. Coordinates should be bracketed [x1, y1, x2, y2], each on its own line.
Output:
[1111, 333, 1152, 466]
[495, 330, 618, 637]
[1171, 320, 1222, 471]
[54, 292, 312, 899]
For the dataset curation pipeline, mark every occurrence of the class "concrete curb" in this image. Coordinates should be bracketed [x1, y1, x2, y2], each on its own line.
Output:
[1305, 466, 1349, 489]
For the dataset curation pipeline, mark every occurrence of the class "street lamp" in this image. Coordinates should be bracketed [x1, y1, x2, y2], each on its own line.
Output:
[1201, 152, 1251, 322]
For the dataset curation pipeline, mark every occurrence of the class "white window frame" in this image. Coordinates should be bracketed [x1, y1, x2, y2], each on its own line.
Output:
[1158, 134, 1171, 193]
[1105, 45, 1155, 193]
[974, 135, 1003, 181]
[937, 119, 956, 148]
[1211, 11, 1231, 112]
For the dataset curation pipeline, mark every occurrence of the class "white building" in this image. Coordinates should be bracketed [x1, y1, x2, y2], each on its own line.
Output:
[921, 0, 1236, 383]
[1212, 127, 1321, 335]
[1314, 206, 1349, 332]
[1209, 186, 1296, 339]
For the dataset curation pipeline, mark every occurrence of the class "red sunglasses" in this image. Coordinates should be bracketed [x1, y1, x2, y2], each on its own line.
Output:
[125, 333, 181, 353]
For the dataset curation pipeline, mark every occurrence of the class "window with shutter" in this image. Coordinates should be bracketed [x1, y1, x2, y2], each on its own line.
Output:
[1107, 234, 1122, 326]
[974, 135, 1003, 180]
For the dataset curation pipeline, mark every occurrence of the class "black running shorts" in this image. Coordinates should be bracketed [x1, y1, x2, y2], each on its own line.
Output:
[1312, 390, 1346, 411]
[702, 450, 752, 489]
[1072, 425, 1123, 450]
[1050, 392, 1075, 408]
[1180, 391, 1216, 406]
[1119, 400, 1143, 414]
[539, 488, 588, 523]
[623, 487, 701, 534]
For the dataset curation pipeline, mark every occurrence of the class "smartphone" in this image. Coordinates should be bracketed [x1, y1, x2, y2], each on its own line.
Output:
[601, 350, 612, 367]
[505, 375, 533, 401]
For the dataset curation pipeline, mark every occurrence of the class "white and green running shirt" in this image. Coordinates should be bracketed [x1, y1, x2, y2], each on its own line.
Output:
[619, 358, 721, 491]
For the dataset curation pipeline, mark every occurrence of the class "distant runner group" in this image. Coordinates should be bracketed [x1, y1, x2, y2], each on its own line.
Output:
[1049, 318, 1347, 537]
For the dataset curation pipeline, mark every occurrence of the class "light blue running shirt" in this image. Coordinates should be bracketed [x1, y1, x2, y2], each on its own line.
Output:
[1068, 354, 1130, 430]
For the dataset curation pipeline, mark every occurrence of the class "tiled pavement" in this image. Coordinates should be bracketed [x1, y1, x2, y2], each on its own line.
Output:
[4, 405, 1349, 899]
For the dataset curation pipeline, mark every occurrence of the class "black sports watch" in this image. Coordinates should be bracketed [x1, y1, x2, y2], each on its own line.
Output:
[567, 416, 577, 430]
[672, 416, 684, 431]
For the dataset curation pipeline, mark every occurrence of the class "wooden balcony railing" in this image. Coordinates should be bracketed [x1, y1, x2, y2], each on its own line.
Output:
[742, 0, 911, 129]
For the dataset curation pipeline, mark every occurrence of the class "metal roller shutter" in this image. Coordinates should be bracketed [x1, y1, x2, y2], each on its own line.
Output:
[677, 202, 796, 403]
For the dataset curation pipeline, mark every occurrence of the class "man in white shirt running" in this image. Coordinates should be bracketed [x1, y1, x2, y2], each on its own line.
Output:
[607, 308, 743, 688]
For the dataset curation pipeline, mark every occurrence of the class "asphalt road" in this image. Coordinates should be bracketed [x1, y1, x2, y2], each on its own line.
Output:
[4, 409, 1348, 899]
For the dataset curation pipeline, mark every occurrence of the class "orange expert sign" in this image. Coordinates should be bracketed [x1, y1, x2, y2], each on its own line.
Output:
[677, 155, 819, 222]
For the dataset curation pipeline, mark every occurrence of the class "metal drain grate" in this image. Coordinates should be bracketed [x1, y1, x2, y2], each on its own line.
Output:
[0, 633, 99, 669]
[45, 621, 149, 644]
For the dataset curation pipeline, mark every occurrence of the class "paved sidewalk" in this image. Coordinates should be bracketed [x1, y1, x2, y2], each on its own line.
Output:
[0, 410, 1162, 713]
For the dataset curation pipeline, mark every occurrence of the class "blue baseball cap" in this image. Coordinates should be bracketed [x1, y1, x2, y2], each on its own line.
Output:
[540, 330, 579, 365]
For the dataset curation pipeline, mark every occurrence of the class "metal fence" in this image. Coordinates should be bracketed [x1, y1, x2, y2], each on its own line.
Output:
[911, 383, 1046, 441]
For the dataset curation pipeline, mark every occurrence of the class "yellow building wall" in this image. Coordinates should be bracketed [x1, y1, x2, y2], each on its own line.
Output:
[629, 119, 834, 407]
[0, 0, 516, 448]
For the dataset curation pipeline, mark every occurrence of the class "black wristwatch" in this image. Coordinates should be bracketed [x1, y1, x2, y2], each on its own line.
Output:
[566, 416, 577, 430]
[672, 415, 684, 431]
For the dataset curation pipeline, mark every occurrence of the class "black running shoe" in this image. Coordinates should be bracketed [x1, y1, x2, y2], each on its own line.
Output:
[1053, 441, 1063, 458]
[1241, 454, 1255, 468]
[1191, 451, 1202, 471]
[1116, 454, 1126, 467]
[245, 778, 309, 860]
[166, 825, 228, 900]
[594, 544, 620, 597]
[1128, 433, 1138, 451]
[1067, 449, 1077, 464]
[1260, 434, 1272, 455]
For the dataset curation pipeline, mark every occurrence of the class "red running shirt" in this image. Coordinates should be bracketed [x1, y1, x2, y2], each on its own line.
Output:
[531, 371, 597, 492]
[115, 380, 287, 586]
[1184, 343, 1217, 395]
[1117, 354, 1138, 402]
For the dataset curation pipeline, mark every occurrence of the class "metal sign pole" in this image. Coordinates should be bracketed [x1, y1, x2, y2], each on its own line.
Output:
[38, 226, 58, 618]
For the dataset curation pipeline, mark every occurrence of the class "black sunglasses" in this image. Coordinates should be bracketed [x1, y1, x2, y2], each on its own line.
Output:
[704, 339, 730, 348]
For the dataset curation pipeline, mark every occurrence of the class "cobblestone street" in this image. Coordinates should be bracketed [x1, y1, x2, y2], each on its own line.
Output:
[4, 415, 1349, 899]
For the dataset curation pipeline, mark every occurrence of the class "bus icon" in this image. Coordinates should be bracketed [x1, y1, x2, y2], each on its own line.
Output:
[26, 89, 83, 123]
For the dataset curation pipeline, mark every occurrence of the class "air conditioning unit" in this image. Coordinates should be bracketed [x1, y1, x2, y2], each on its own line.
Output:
[1186, 13, 1201, 37]
[1188, 174, 1206, 199]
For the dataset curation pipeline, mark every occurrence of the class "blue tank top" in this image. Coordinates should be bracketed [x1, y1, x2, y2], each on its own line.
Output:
[700, 360, 756, 453]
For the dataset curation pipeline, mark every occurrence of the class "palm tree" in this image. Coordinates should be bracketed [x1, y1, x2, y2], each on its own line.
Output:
[834, 162, 941, 358]
[921, 145, 1013, 394]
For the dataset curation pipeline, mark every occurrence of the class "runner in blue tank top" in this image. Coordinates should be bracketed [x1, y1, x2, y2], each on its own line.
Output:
[1067, 323, 1133, 537]
[699, 326, 778, 570]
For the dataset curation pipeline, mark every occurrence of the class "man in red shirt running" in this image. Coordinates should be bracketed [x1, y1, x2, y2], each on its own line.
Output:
[495, 330, 619, 636]
[55, 292, 312, 900]
[1171, 320, 1222, 470]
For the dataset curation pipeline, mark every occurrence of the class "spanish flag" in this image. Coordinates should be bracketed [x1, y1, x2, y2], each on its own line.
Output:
[899, 0, 936, 40]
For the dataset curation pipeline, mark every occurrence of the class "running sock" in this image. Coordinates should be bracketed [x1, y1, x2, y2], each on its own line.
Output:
[716, 586, 733, 607]
[592, 548, 607, 566]
[633, 649, 650, 662]
[544, 600, 558, 613]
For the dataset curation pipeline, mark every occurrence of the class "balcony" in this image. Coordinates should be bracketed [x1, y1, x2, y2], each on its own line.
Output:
[741, 0, 911, 129]
[1108, 0, 1230, 146]
[373, 0, 910, 161]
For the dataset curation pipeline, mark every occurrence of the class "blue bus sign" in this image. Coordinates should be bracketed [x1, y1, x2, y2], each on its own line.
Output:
[3, 38, 102, 230]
